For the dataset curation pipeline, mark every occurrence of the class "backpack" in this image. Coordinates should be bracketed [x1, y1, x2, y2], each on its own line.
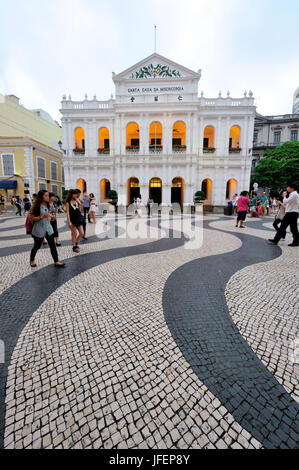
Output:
[25, 215, 34, 235]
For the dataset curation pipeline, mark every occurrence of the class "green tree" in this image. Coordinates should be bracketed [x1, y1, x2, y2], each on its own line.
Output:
[107, 190, 118, 207]
[194, 191, 206, 204]
[251, 141, 299, 192]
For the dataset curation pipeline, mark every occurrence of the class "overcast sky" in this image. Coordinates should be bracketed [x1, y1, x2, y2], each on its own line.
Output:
[0, 0, 298, 122]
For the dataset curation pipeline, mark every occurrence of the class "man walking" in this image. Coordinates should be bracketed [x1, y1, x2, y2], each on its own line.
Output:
[82, 192, 90, 220]
[268, 183, 299, 247]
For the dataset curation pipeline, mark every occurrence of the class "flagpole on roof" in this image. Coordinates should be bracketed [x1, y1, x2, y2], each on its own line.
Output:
[154, 25, 157, 53]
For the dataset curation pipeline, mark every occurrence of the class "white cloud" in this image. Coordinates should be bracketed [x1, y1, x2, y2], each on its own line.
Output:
[1, 0, 298, 120]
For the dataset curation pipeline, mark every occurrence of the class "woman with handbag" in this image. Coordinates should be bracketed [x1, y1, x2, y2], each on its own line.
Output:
[29, 190, 65, 268]
[65, 189, 84, 253]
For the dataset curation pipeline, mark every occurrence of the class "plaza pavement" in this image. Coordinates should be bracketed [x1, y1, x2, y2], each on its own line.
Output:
[0, 212, 298, 449]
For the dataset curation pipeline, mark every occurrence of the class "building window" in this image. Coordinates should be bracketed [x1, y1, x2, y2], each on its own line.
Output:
[203, 126, 215, 148]
[62, 166, 65, 183]
[274, 131, 281, 144]
[37, 157, 46, 178]
[290, 129, 298, 141]
[51, 184, 58, 195]
[51, 161, 58, 181]
[253, 131, 258, 143]
[74, 128, 85, 150]
[1, 154, 15, 176]
[38, 182, 47, 191]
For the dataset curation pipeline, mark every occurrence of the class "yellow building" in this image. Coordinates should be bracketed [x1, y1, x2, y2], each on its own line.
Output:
[0, 94, 64, 205]
[0, 137, 65, 204]
[0, 93, 62, 149]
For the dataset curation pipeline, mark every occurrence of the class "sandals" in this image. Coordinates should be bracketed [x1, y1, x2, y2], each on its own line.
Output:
[56, 243, 62, 247]
[72, 246, 80, 253]
[55, 263, 66, 268]
[30, 263, 37, 268]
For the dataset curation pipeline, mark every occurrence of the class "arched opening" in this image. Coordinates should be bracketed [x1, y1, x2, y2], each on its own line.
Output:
[127, 177, 140, 205]
[149, 122, 163, 151]
[126, 123, 140, 150]
[100, 179, 111, 203]
[98, 128, 110, 153]
[229, 126, 241, 150]
[74, 128, 85, 150]
[171, 177, 184, 207]
[149, 178, 162, 204]
[201, 179, 213, 205]
[77, 178, 86, 193]
[203, 126, 215, 149]
[226, 179, 238, 200]
[172, 121, 186, 150]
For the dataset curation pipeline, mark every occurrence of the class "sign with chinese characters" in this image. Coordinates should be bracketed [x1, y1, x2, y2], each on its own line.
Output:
[128, 86, 184, 94]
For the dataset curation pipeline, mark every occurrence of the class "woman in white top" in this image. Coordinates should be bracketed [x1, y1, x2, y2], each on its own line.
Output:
[89, 193, 97, 224]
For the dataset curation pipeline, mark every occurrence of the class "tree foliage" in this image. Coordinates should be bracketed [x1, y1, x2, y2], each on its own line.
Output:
[107, 190, 118, 206]
[251, 141, 299, 192]
[194, 191, 206, 203]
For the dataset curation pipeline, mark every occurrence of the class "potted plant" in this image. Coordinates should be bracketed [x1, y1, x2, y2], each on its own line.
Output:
[73, 148, 85, 154]
[107, 190, 118, 211]
[194, 191, 206, 204]
[98, 148, 110, 154]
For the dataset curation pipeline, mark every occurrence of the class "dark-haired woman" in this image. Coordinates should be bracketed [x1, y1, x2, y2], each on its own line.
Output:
[49, 192, 61, 246]
[65, 189, 84, 253]
[29, 190, 65, 268]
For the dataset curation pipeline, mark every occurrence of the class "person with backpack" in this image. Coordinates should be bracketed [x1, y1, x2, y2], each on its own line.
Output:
[29, 190, 65, 268]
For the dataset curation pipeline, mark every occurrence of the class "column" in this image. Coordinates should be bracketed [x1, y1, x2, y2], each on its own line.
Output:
[192, 114, 199, 155]
[199, 117, 204, 157]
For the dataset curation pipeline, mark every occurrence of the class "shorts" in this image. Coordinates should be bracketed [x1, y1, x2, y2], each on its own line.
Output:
[237, 211, 247, 221]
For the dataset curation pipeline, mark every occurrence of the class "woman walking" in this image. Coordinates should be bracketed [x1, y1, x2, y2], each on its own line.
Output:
[236, 191, 251, 228]
[65, 189, 84, 253]
[23, 195, 31, 214]
[89, 193, 97, 224]
[273, 191, 287, 240]
[15, 196, 22, 216]
[0, 195, 6, 216]
[29, 190, 65, 268]
[49, 192, 61, 246]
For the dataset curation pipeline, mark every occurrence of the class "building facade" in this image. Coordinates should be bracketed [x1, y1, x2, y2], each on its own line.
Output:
[0, 94, 64, 204]
[61, 54, 256, 211]
[293, 87, 299, 114]
[0, 137, 65, 203]
[252, 113, 299, 170]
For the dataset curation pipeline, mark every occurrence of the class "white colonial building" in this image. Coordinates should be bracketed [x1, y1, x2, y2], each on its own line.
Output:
[60, 53, 256, 211]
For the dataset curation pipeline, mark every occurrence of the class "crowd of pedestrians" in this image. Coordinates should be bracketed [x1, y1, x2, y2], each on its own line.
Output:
[231, 183, 299, 247]
[1, 181, 298, 270]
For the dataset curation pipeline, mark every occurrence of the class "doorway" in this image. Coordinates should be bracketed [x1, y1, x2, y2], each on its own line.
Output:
[149, 178, 162, 205]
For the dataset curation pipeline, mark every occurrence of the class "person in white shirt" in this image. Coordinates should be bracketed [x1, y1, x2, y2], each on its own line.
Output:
[269, 183, 299, 247]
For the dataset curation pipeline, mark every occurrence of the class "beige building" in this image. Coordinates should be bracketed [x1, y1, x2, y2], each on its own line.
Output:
[0, 94, 64, 204]
[252, 112, 299, 171]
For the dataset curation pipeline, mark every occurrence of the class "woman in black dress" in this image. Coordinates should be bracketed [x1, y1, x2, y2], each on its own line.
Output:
[65, 189, 84, 253]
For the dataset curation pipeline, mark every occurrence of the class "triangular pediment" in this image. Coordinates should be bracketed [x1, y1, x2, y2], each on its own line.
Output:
[113, 53, 201, 81]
